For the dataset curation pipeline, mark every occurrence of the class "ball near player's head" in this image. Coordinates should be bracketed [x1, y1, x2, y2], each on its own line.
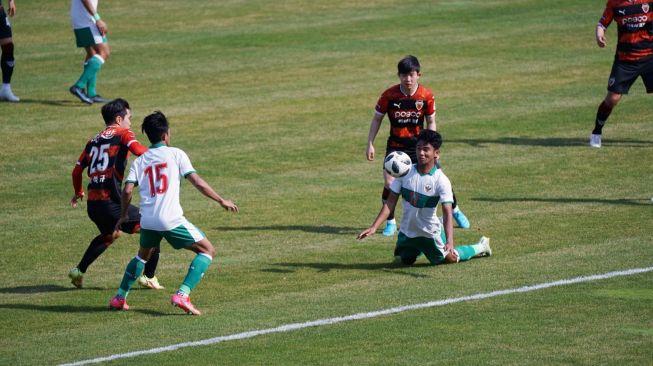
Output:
[142, 111, 170, 144]
[101, 98, 131, 126]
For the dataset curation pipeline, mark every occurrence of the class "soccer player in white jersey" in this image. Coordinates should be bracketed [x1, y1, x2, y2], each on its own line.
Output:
[358, 129, 491, 265]
[109, 111, 239, 315]
[69, 0, 111, 104]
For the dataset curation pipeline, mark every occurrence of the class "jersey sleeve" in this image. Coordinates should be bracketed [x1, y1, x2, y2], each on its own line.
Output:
[125, 159, 139, 185]
[599, 1, 614, 28]
[437, 173, 454, 204]
[121, 129, 148, 156]
[72, 144, 90, 195]
[389, 177, 402, 195]
[176, 149, 196, 178]
[375, 91, 389, 115]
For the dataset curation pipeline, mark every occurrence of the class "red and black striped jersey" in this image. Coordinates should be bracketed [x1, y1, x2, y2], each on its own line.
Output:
[72, 126, 147, 203]
[375, 84, 436, 150]
[599, 0, 653, 61]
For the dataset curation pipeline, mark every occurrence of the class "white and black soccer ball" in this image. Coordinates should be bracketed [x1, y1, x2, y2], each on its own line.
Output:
[384, 151, 412, 178]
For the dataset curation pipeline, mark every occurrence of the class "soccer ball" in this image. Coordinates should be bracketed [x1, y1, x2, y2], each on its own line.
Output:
[384, 151, 412, 177]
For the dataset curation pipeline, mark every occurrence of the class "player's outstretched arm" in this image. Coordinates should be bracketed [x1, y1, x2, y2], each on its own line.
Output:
[357, 193, 398, 240]
[186, 173, 239, 213]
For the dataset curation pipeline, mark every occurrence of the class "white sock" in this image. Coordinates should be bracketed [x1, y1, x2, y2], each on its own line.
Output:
[387, 218, 396, 225]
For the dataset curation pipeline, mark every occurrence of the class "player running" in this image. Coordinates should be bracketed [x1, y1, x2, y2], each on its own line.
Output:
[359, 129, 491, 266]
[109, 111, 239, 315]
[590, 0, 653, 148]
[366, 55, 470, 236]
[69, 98, 163, 290]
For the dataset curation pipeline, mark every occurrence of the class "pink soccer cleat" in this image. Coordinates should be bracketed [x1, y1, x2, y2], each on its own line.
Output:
[171, 292, 201, 315]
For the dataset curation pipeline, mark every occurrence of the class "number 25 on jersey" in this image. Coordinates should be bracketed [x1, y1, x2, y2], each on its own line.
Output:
[144, 163, 168, 197]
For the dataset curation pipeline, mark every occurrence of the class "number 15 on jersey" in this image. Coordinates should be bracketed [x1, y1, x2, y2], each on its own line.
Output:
[144, 163, 168, 197]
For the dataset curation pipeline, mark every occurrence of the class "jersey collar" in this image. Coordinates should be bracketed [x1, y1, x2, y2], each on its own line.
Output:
[417, 164, 438, 176]
[150, 142, 166, 148]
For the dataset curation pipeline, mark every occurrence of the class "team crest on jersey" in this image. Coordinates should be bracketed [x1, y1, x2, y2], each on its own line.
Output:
[415, 100, 424, 111]
[643, 4, 649, 13]
[424, 184, 432, 193]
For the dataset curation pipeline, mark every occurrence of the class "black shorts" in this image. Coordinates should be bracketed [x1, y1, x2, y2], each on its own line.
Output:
[385, 146, 417, 164]
[607, 55, 653, 94]
[87, 201, 140, 235]
[0, 8, 12, 39]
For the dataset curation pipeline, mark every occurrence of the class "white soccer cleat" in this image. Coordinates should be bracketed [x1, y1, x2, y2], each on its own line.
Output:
[137, 275, 165, 290]
[589, 134, 602, 148]
[0, 86, 19, 102]
[478, 236, 492, 257]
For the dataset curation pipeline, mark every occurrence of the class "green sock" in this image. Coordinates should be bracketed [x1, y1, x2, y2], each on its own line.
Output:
[74, 61, 90, 89]
[117, 256, 146, 298]
[85, 55, 104, 97]
[454, 245, 477, 262]
[179, 253, 213, 295]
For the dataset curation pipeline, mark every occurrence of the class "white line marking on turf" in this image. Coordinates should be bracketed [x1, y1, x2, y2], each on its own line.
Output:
[60, 266, 653, 366]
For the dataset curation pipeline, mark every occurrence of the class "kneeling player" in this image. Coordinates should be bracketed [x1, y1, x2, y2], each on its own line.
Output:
[358, 130, 491, 265]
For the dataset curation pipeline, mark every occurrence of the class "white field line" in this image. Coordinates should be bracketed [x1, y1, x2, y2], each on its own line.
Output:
[60, 266, 653, 366]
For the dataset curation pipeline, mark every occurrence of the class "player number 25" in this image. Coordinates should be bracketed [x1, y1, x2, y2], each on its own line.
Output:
[144, 163, 169, 197]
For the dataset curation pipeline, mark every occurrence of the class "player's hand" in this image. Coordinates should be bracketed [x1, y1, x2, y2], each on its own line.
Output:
[357, 227, 375, 240]
[113, 216, 127, 238]
[96, 19, 108, 36]
[220, 199, 239, 213]
[596, 26, 607, 48]
[7, 0, 16, 17]
[70, 193, 84, 208]
[366, 144, 375, 161]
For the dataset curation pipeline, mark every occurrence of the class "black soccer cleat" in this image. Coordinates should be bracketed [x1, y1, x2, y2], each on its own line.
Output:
[69, 86, 93, 105]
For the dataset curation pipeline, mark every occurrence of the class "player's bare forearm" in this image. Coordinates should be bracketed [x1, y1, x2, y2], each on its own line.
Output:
[426, 114, 436, 131]
[596, 24, 607, 48]
[366, 114, 384, 161]
[187, 173, 239, 213]
[357, 193, 397, 239]
[441, 203, 454, 248]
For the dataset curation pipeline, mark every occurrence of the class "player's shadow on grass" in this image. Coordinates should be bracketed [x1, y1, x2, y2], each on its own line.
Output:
[0, 284, 105, 294]
[448, 137, 652, 148]
[218, 225, 360, 235]
[266, 262, 431, 278]
[474, 197, 651, 206]
[16, 98, 92, 107]
[0, 303, 168, 316]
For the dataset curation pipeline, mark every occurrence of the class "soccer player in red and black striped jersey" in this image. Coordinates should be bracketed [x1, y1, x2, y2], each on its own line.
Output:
[591, 0, 653, 148]
[68, 98, 163, 289]
[366, 55, 470, 237]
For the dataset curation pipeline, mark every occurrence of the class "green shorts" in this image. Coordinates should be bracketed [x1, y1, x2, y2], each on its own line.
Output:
[74, 27, 107, 48]
[396, 232, 446, 265]
[140, 223, 206, 250]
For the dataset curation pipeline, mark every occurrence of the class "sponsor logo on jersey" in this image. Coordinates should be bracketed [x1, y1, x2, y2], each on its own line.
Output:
[415, 100, 424, 111]
[394, 111, 422, 119]
[621, 15, 648, 25]
[393, 102, 401, 108]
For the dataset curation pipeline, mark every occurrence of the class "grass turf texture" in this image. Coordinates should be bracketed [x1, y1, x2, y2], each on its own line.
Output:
[0, 0, 651, 364]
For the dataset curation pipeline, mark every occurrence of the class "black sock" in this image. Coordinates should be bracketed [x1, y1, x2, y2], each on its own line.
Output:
[382, 187, 394, 221]
[1, 42, 14, 84]
[592, 101, 613, 135]
[143, 247, 160, 278]
[77, 235, 110, 273]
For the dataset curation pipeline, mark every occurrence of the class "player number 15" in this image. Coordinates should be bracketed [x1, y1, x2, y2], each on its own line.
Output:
[144, 163, 168, 197]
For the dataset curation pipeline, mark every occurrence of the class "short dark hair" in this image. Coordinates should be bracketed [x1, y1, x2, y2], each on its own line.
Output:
[397, 55, 421, 75]
[417, 129, 442, 149]
[101, 98, 130, 125]
[141, 111, 169, 144]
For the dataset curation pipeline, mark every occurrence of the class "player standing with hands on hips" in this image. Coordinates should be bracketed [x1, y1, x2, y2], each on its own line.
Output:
[590, 0, 653, 148]
[69, 0, 111, 104]
[358, 130, 491, 266]
[366, 55, 470, 236]
[109, 111, 239, 315]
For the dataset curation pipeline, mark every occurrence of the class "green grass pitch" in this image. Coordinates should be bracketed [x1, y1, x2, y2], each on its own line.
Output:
[0, 0, 651, 365]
